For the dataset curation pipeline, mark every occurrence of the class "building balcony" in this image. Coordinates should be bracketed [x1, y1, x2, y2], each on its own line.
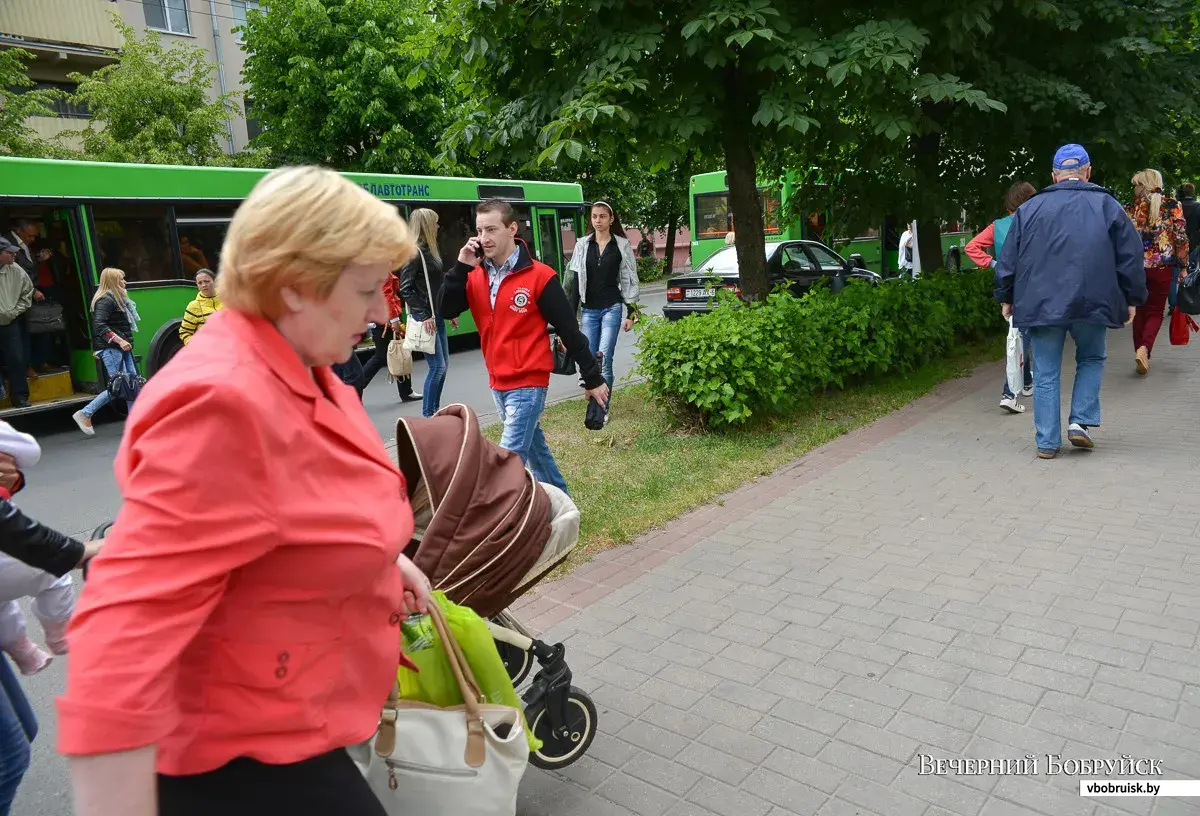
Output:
[0, 0, 123, 56]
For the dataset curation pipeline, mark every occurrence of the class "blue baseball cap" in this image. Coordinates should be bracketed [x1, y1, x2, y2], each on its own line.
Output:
[1053, 144, 1090, 170]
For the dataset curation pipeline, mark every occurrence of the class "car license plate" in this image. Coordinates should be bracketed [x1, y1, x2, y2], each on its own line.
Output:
[686, 288, 716, 299]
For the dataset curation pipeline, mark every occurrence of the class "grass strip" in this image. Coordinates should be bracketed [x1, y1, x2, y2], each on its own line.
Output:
[486, 336, 1004, 578]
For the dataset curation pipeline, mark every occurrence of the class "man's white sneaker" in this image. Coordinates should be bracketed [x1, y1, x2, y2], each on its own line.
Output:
[72, 410, 95, 436]
[1000, 396, 1025, 414]
[1020, 386, 1033, 397]
[1067, 423, 1094, 449]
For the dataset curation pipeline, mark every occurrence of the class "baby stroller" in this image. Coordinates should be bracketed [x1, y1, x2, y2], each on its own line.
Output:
[85, 405, 598, 771]
[393, 403, 596, 770]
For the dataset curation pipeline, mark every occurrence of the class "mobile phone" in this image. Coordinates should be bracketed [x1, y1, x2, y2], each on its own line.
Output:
[474, 241, 484, 260]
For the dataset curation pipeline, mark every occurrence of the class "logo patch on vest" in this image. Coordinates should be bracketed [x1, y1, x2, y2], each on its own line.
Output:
[510, 288, 532, 313]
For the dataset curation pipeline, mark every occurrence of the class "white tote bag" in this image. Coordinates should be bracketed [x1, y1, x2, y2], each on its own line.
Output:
[355, 603, 529, 816]
[1005, 316, 1024, 396]
[403, 251, 438, 356]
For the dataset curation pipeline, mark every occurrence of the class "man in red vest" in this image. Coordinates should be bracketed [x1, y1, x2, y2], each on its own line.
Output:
[440, 199, 608, 494]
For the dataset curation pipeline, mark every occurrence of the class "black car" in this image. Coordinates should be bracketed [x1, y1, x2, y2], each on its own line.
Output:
[663, 240, 882, 321]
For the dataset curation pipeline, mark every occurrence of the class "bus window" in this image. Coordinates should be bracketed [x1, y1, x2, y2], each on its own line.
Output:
[763, 190, 782, 235]
[175, 218, 231, 278]
[694, 192, 732, 239]
[559, 210, 578, 270]
[512, 206, 535, 255]
[805, 211, 827, 243]
[697, 189, 781, 238]
[426, 203, 474, 269]
[93, 205, 176, 284]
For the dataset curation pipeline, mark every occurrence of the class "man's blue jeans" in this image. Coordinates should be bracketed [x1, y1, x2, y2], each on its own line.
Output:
[581, 303, 622, 392]
[422, 318, 450, 418]
[491, 386, 569, 494]
[1028, 323, 1107, 453]
[0, 657, 36, 815]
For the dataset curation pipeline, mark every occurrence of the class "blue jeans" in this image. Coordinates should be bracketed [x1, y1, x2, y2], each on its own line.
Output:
[580, 304, 623, 393]
[491, 386, 569, 495]
[1029, 323, 1107, 453]
[81, 348, 137, 418]
[1001, 329, 1033, 398]
[0, 657, 36, 816]
[422, 318, 450, 418]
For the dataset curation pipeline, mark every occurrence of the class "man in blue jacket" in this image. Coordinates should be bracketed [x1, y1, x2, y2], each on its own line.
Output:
[995, 144, 1146, 459]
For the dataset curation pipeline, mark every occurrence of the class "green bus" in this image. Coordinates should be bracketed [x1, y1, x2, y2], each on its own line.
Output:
[0, 156, 587, 419]
[689, 170, 970, 273]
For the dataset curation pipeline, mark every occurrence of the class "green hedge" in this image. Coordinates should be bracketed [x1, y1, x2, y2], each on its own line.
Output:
[637, 269, 1003, 428]
[637, 255, 667, 283]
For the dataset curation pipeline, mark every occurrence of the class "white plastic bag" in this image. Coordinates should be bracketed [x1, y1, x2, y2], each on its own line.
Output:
[1005, 317, 1024, 396]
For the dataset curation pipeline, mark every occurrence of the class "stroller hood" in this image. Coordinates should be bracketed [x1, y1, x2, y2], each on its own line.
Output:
[395, 404, 551, 617]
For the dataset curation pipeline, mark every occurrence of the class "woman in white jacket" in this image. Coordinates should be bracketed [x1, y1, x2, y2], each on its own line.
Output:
[567, 202, 639, 422]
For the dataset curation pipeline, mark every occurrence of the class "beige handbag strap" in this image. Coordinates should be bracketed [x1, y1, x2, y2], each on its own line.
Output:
[375, 602, 488, 768]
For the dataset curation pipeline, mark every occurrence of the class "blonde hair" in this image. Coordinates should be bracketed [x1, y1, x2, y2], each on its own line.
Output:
[91, 267, 128, 308]
[408, 208, 441, 265]
[1132, 169, 1165, 225]
[218, 166, 416, 320]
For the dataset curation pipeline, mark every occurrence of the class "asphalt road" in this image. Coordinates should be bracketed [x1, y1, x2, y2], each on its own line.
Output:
[5, 285, 665, 816]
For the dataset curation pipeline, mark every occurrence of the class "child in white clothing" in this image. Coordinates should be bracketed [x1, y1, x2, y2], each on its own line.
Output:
[0, 420, 75, 675]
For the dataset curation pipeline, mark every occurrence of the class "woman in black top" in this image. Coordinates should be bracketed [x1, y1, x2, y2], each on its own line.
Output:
[567, 202, 640, 422]
[397, 208, 453, 417]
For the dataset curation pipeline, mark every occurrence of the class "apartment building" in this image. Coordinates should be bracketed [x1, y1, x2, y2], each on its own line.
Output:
[0, 0, 259, 153]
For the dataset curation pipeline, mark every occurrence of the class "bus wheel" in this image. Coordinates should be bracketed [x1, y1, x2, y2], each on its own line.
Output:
[147, 318, 185, 378]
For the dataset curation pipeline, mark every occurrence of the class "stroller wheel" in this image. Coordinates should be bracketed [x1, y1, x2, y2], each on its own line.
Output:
[526, 687, 597, 770]
[495, 637, 533, 687]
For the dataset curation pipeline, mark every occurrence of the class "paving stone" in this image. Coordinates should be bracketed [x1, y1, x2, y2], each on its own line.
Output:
[832, 777, 927, 816]
[762, 746, 849, 795]
[674, 742, 754, 787]
[624, 751, 702, 797]
[683, 777, 772, 816]
[597, 771, 680, 816]
[616, 720, 692, 760]
[817, 739, 905, 786]
[742, 768, 827, 814]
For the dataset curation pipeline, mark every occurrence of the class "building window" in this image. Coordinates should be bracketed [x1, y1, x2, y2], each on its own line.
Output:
[144, 0, 192, 35]
[232, 0, 261, 41]
[28, 83, 90, 119]
[244, 97, 264, 140]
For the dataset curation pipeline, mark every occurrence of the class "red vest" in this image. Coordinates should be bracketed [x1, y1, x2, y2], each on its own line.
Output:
[465, 254, 557, 391]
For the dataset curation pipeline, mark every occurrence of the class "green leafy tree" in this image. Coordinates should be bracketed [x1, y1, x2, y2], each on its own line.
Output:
[0, 48, 68, 158]
[240, 0, 456, 173]
[65, 18, 238, 166]
[436, 1, 1005, 299]
[783, 0, 1200, 266]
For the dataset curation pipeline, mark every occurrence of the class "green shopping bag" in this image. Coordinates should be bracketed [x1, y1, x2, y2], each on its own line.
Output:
[398, 591, 542, 752]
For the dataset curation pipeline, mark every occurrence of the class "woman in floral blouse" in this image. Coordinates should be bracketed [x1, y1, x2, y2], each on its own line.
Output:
[1126, 169, 1190, 375]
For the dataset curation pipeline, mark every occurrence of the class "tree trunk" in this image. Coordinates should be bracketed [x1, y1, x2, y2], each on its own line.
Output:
[913, 104, 947, 273]
[721, 63, 766, 300]
[662, 153, 693, 276]
[663, 212, 678, 277]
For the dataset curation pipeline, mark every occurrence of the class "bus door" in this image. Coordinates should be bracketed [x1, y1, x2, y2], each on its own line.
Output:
[532, 207, 565, 279]
[0, 204, 96, 415]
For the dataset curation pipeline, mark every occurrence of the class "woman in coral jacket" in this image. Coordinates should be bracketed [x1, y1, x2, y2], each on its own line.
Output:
[965, 181, 1037, 414]
[59, 167, 433, 816]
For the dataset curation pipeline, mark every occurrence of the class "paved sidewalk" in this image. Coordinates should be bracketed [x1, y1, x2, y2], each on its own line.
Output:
[511, 328, 1200, 816]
